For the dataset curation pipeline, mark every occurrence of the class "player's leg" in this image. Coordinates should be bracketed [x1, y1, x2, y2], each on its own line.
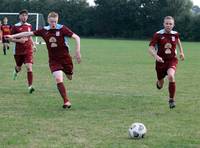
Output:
[5, 42, 9, 50]
[3, 42, 6, 55]
[13, 55, 23, 80]
[25, 63, 35, 93]
[62, 58, 73, 81]
[66, 74, 72, 80]
[156, 66, 166, 90]
[53, 70, 71, 108]
[156, 79, 164, 89]
[167, 68, 176, 108]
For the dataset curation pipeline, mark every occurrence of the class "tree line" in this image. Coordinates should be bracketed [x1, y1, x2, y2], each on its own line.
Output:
[0, 0, 200, 41]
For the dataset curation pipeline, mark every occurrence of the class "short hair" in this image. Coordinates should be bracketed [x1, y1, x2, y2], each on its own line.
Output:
[19, 9, 28, 15]
[164, 16, 175, 22]
[48, 12, 59, 19]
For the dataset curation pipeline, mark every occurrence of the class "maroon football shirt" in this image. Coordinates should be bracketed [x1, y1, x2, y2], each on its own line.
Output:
[12, 22, 33, 55]
[149, 29, 180, 61]
[33, 24, 73, 62]
[1, 24, 12, 36]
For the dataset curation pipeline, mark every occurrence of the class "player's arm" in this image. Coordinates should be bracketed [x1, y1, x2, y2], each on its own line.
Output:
[10, 38, 28, 44]
[71, 33, 81, 64]
[30, 37, 37, 52]
[177, 38, 184, 61]
[6, 31, 34, 39]
[148, 46, 164, 63]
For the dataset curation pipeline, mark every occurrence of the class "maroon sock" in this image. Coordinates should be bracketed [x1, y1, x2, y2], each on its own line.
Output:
[168, 82, 176, 99]
[27, 72, 33, 86]
[57, 82, 69, 104]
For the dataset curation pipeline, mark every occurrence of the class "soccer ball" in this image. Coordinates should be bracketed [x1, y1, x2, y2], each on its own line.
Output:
[128, 122, 147, 139]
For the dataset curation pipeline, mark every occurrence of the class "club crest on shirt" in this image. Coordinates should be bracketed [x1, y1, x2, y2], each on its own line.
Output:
[56, 31, 60, 36]
[164, 43, 172, 54]
[172, 36, 175, 42]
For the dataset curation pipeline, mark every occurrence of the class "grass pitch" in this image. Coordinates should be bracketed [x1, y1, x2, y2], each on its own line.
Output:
[0, 39, 200, 148]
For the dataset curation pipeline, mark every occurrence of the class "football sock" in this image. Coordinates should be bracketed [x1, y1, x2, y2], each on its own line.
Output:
[57, 82, 69, 104]
[3, 46, 6, 55]
[168, 82, 176, 99]
[27, 71, 33, 86]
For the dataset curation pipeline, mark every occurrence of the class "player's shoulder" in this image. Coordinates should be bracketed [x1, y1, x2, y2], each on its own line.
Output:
[43, 24, 64, 30]
[14, 22, 31, 27]
[156, 29, 179, 35]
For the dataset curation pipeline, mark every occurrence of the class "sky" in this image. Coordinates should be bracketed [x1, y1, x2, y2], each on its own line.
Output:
[87, 0, 200, 6]
[192, 0, 200, 6]
[87, 0, 95, 6]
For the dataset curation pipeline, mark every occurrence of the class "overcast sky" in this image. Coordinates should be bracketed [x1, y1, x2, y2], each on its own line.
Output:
[87, 0, 200, 6]
[192, 0, 200, 6]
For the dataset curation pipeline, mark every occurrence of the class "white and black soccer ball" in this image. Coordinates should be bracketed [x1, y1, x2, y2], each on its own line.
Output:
[128, 122, 147, 139]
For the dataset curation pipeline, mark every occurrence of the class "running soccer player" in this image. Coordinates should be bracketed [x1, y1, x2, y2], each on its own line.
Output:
[148, 16, 184, 109]
[10, 9, 35, 93]
[0, 20, 2, 43]
[6, 12, 81, 109]
[0, 17, 12, 55]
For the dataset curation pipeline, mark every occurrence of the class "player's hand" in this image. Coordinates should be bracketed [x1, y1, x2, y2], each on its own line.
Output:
[155, 55, 164, 63]
[75, 51, 81, 64]
[33, 45, 37, 52]
[5, 35, 13, 40]
[179, 52, 184, 61]
[19, 37, 29, 44]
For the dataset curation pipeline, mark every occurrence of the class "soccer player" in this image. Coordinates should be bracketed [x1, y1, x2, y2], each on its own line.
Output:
[6, 12, 81, 109]
[0, 17, 12, 55]
[0, 20, 2, 42]
[148, 16, 184, 109]
[10, 9, 35, 93]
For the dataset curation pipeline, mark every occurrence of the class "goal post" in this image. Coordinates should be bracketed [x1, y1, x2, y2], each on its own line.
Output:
[0, 12, 46, 44]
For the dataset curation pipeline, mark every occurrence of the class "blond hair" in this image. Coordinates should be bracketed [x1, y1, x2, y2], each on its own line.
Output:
[48, 12, 59, 19]
[164, 16, 175, 22]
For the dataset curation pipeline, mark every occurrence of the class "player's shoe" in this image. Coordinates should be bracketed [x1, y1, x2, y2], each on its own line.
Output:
[156, 81, 162, 90]
[168, 99, 176, 109]
[63, 101, 71, 109]
[28, 86, 35, 94]
[12, 70, 18, 80]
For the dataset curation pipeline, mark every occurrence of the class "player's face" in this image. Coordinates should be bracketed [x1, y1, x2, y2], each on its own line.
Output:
[163, 19, 174, 33]
[3, 18, 8, 24]
[48, 17, 58, 29]
[19, 13, 28, 23]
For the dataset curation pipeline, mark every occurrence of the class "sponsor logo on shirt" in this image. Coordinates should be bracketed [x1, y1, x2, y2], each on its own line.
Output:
[49, 37, 57, 48]
[161, 36, 165, 40]
[164, 43, 172, 54]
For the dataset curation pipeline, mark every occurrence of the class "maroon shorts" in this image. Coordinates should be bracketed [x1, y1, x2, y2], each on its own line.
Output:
[2, 37, 10, 43]
[14, 54, 33, 67]
[49, 56, 73, 75]
[156, 58, 178, 80]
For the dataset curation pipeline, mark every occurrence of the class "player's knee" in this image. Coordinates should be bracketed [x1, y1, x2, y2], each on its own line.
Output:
[168, 74, 175, 82]
[55, 78, 63, 83]
[16, 66, 21, 72]
[27, 67, 32, 72]
[67, 75, 72, 80]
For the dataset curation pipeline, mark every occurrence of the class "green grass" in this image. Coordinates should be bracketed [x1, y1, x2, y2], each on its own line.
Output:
[0, 39, 200, 148]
